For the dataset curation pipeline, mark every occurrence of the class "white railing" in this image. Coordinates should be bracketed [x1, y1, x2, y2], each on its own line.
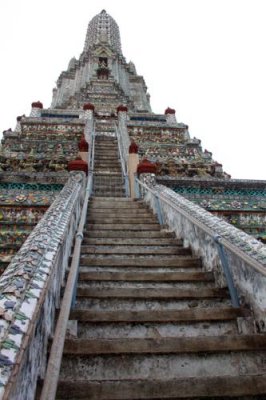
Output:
[40, 172, 93, 400]
[135, 177, 266, 328]
[115, 122, 129, 197]
[0, 172, 86, 400]
[39, 117, 96, 400]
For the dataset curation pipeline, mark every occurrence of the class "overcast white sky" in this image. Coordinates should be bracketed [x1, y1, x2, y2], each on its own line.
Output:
[0, 0, 265, 180]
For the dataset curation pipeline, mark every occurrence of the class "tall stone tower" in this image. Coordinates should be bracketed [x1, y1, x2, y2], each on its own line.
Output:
[52, 9, 151, 114]
[0, 10, 266, 400]
[0, 9, 265, 273]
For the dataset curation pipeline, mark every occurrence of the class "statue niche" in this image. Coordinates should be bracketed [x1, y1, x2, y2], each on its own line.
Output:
[97, 57, 109, 80]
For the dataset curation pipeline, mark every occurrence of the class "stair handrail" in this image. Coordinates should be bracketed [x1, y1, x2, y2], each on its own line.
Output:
[40, 172, 93, 400]
[40, 122, 95, 400]
[135, 177, 266, 276]
[0, 172, 85, 400]
[115, 122, 129, 197]
[88, 120, 96, 173]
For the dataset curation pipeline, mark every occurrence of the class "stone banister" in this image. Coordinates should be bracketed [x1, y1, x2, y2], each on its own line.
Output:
[0, 171, 86, 400]
[116, 109, 130, 171]
[136, 179, 266, 331]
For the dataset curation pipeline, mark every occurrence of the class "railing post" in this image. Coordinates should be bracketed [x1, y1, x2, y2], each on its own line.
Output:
[214, 235, 240, 308]
[155, 194, 164, 225]
[134, 175, 140, 199]
[125, 175, 129, 197]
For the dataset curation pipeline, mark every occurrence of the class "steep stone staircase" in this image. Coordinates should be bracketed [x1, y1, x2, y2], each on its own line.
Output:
[46, 128, 266, 399]
[93, 121, 125, 197]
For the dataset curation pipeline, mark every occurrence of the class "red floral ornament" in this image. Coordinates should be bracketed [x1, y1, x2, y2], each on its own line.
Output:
[137, 158, 157, 175]
[31, 101, 43, 109]
[129, 141, 138, 154]
[68, 157, 88, 175]
[164, 107, 175, 115]
[117, 105, 128, 112]
[83, 103, 95, 111]
[78, 135, 89, 152]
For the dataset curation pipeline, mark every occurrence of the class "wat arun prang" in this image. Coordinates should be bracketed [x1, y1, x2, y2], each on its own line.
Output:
[0, 9, 265, 269]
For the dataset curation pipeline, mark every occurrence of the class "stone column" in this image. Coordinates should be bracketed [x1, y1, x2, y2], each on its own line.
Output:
[117, 105, 128, 123]
[165, 107, 177, 125]
[30, 101, 43, 117]
[137, 158, 157, 188]
[78, 135, 89, 162]
[15, 115, 24, 133]
[128, 141, 139, 198]
[83, 103, 95, 120]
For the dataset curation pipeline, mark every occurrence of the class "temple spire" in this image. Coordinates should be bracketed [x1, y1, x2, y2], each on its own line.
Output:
[83, 9, 122, 54]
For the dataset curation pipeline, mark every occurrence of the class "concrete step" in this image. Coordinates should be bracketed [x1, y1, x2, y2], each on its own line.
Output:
[75, 320, 239, 339]
[86, 209, 153, 217]
[86, 223, 161, 231]
[93, 172, 123, 176]
[94, 155, 119, 159]
[88, 202, 149, 209]
[55, 375, 266, 399]
[83, 230, 176, 238]
[93, 193, 126, 198]
[79, 255, 201, 267]
[70, 307, 248, 323]
[86, 217, 158, 224]
[76, 319, 239, 340]
[80, 245, 190, 255]
[58, 351, 266, 380]
[76, 287, 228, 299]
[63, 335, 266, 355]
[78, 270, 213, 282]
[82, 238, 182, 246]
[94, 168, 122, 172]
[94, 160, 121, 165]
[94, 164, 120, 167]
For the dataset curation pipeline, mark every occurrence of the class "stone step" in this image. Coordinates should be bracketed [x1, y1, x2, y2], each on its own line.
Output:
[90, 197, 137, 201]
[86, 217, 158, 224]
[74, 296, 231, 312]
[93, 193, 126, 198]
[94, 164, 121, 168]
[86, 223, 161, 231]
[78, 270, 213, 282]
[94, 149, 118, 153]
[94, 156, 118, 160]
[82, 238, 181, 246]
[95, 140, 117, 144]
[88, 202, 148, 209]
[94, 148, 118, 152]
[70, 307, 248, 322]
[94, 167, 121, 172]
[80, 245, 190, 255]
[93, 172, 123, 176]
[63, 335, 266, 355]
[93, 186, 125, 191]
[95, 139, 117, 142]
[95, 146, 118, 150]
[55, 375, 266, 399]
[94, 160, 121, 165]
[76, 320, 239, 340]
[58, 352, 265, 381]
[94, 155, 119, 159]
[83, 230, 175, 238]
[76, 287, 228, 299]
[79, 255, 201, 267]
[86, 209, 153, 216]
